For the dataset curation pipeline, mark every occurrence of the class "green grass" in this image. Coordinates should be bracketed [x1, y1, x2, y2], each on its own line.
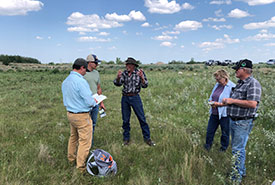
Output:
[0, 66, 274, 185]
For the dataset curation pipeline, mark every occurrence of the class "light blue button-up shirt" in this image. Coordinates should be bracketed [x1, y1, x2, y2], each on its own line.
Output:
[62, 71, 96, 113]
[209, 80, 236, 119]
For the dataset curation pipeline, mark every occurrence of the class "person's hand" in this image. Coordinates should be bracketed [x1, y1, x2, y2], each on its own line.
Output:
[222, 98, 234, 105]
[117, 70, 122, 79]
[137, 69, 144, 79]
[100, 102, 106, 110]
[97, 89, 102, 95]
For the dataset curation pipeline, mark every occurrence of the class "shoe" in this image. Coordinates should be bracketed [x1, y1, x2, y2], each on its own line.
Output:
[204, 144, 211, 151]
[123, 140, 130, 146]
[145, 139, 156, 146]
[219, 147, 226, 152]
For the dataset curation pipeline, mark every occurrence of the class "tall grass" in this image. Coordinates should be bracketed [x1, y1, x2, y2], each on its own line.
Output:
[0, 66, 274, 184]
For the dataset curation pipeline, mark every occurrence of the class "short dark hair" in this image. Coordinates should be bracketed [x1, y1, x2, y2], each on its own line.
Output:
[72, 58, 87, 69]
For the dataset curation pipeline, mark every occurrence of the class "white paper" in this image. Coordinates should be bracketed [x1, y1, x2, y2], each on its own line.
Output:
[93, 94, 107, 104]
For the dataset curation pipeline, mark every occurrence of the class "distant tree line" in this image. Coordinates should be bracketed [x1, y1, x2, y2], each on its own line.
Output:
[101, 57, 142, 65]
[169, 58, 204, 64]
[0, 55, 41, 65]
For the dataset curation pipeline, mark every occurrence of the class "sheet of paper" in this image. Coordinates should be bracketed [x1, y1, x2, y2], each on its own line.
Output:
[92, 94, 107, 104]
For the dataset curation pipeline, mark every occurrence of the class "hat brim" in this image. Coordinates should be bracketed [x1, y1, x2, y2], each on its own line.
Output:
[232, 65, 239, 70]
[88, 60, 101, 64]
[125, 62, 138, 67]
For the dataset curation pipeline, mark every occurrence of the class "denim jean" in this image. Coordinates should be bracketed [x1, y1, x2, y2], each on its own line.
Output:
[121, 94, 150, 141]
[205, 114, 229, 150]
[89, 104, 99, 146]
[230, 118, 253, 182]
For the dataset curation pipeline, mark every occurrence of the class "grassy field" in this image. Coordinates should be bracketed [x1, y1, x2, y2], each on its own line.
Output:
[0, 64, 274, 185]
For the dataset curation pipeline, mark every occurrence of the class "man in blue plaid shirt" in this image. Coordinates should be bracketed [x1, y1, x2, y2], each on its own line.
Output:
[222, 59, 262, 183]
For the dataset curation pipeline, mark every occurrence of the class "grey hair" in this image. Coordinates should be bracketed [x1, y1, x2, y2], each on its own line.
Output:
[243, 67, 252, 74]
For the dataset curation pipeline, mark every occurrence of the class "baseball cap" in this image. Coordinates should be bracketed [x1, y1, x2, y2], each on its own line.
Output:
[73, 58, 87, 69]
[232, 59, 253, 70]
[86, 54, 101, 64]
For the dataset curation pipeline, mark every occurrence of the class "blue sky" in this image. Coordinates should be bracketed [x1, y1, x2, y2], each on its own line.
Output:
[0, 0, 275, 64]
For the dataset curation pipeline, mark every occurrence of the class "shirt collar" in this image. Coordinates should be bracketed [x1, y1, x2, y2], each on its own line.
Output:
[71, 71, 84, 78]
[238, 76, 252, 84]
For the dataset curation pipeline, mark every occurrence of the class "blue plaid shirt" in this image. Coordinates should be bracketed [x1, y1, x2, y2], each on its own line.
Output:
[227, 76, 262, 118]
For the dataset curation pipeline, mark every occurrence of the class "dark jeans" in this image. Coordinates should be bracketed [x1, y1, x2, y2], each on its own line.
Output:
[89, 104, 99, 146]
[205, 114, 229, 150]
[121, 94, 150, 141]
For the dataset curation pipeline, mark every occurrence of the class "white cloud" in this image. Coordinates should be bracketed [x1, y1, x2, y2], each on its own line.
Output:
[245, 30, 275, 41]
[153, 35, 174, 40]
[105, 12, 131, 22]
[160, 41, 174, 47]
[228, 8, 250, 18]
[145, 0, 181, 14]
[0, 0, 43, 16]
[235, 0, 275, 6]
[78, 36, 111, 42]
[215, 9, 223, 17]
[141, 22, 150, 27]
[162, 30, 180, 35]
[129, 10, 146, 21]
[243, 16, 275, 29]
[108, 46, 117, 50]
[36, 36, 43, 40]
[210, 0, 232, 5]
[67, 11, 146, 34]
[265, 43, 275, 46]
[67, 26, 96, 33]
[202, 17, 226, 22]
[105, 11, 146, 22]
[47, 36, 51, 40]
[99, 32, 110, 36]
[211, 24, 233, 30]
[67, 12, 123, 31]
[174, 20, 203, 31]
[181, 45, 185, 48]
[182, 3, 194, 10]
[199, 34, 239, 52]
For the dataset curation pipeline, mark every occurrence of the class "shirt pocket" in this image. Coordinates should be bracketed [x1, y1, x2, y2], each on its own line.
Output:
[232, 89, 247, 100]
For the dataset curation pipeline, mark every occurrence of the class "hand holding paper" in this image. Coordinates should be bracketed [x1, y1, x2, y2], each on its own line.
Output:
[93, 94, 107, 104]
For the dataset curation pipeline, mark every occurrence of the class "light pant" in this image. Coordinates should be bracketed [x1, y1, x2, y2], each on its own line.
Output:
[67, 112, 93, 171]
[230, 118, 253, 182]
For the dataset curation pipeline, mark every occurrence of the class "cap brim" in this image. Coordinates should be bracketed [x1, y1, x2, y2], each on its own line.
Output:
[232, 66, 239, 70]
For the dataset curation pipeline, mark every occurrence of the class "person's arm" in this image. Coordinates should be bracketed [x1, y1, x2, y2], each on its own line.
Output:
[138, 69, 148, 88]
[79, 80, 97, 108]
[114, 70, 123, 86]
[97, 84, 102, 95]
[222, 98, 257, 108]
[97, 84, 106, 110]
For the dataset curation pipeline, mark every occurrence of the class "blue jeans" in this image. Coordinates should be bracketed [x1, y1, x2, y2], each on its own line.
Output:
[89, 104, 99, 146]
[205, 114, 229, 150]
[121, 94, 150, 141]
[230, 118, 253, 182]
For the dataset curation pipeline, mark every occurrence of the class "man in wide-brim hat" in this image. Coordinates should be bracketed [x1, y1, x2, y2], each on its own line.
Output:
[113, 57, 155, 147]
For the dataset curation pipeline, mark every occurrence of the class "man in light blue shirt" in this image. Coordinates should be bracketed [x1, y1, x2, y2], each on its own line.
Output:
[62, 58, 96, 172]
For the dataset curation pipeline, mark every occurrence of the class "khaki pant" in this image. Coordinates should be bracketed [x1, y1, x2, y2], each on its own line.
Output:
[67, 112, 93, 171]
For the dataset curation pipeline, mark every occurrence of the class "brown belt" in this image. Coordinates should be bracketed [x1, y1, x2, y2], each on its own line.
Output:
[123, 93, 138, 96]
